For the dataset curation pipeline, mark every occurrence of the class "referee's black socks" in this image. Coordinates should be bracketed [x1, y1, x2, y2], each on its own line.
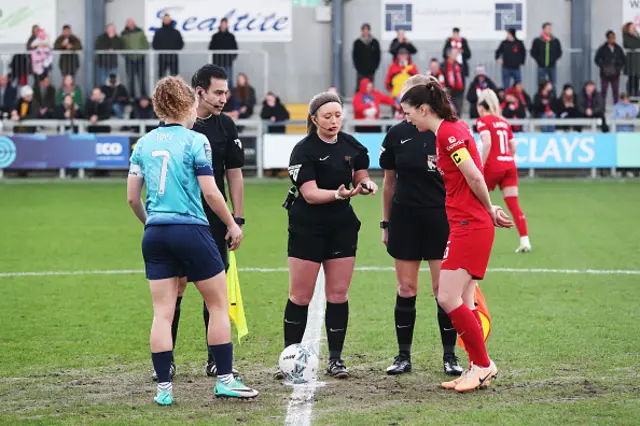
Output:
[171, 296, 182, 350]
[326, 301, 349, 360]
[284, 299, 309, 348]
[395, 295, 416, 358]
[437, 300, 457, 356]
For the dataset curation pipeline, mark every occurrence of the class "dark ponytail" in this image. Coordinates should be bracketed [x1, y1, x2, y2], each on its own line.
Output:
[400, 82, 458, 122]
[307, 91, 342, 134]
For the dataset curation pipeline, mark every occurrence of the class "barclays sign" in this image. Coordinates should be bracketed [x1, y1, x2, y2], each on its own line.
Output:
[144, 0, 293, 42]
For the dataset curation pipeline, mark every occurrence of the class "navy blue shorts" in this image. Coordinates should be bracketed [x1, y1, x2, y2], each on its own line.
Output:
[142, 224, 225, 282]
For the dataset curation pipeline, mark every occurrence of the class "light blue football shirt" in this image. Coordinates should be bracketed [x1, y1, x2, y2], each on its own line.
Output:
[129, 124, 214, 226]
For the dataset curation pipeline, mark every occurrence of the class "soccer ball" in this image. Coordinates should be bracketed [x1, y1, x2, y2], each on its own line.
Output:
[278, 344, 318, 384]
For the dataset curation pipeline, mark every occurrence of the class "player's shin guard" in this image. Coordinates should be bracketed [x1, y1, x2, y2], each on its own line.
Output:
[504, 196, 528, 238]
[447, 304, 490, 368]
[437, 300, 457, 356]
[284, 299, 309, 348]
[395, 295, 417, 357]
[152, 350, 174, 383]
[326, 301, 349, 360]
[171, 296, 182, 352]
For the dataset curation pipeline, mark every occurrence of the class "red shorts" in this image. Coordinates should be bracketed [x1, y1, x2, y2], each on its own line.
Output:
[484, 166, 518, 191]
[441, 226, 495, 280]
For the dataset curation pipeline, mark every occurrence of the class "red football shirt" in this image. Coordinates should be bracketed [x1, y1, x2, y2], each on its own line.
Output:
[476, 115, 515, 172]
[435, 119, 493, 229]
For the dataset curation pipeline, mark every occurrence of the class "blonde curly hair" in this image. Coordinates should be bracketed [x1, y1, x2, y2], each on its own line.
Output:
[152, 76, 196, 122]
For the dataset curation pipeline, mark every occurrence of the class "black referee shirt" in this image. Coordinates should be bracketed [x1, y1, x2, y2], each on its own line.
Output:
[379, 120, 445, 208]
[288, 131, 369, 226]
[192, 113, 244, 202]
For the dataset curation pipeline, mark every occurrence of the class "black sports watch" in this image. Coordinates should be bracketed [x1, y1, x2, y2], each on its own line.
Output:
[380, 220, 389, 229]
[234, 217, 245, 225]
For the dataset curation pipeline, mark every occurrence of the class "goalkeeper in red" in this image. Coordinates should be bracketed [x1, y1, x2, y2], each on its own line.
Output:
[476, 89, 531, 253]
[400, 81, 513, 393]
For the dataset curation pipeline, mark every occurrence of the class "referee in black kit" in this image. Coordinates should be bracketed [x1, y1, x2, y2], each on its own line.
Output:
[160, 64, 245, 379]
[278, 91, 378, 379]
[380, 75, 464, 376]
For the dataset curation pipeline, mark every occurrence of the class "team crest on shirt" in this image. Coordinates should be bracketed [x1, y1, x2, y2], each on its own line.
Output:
[427, 155, 436, 171]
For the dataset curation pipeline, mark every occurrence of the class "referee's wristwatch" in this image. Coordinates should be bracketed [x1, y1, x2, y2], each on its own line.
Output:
[234, 217, 245, 225]
[380, 220, 389, 229]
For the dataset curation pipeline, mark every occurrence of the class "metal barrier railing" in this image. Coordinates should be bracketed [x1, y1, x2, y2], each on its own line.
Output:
[1, 117, 632, 181]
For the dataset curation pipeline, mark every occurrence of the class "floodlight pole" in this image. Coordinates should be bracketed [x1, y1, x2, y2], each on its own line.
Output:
[331, 0, 344, 94]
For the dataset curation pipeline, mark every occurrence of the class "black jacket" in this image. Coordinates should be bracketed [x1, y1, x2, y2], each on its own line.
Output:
[261, 96, 290, 134]
[352, 37, 381, 76]
[442, 37, 472, 76]
[466, 77, 499, 118]
[389, 38, 417, 58]
[594, 42, 626, 77]
[152, 21, 184, 54]
[623, 33, 640, 76]
[530, 36, 562, 68]
[94, 34, 123, 69]
[101, 83, 130, 106]
[495, 39, 526, 69]
[130, 103, 157, 119]
[235, 85, 257, 119]
[53, 105, 83, 120]
[33, 85, 57, 112]
[85, 99, 112, 120]
[532, 91, 557, 117]
[0, 85, 17, 113]
[209, 31, 238, 67]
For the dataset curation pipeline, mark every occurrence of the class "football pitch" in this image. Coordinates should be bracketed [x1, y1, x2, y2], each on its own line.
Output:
[1, 178, 639, 426]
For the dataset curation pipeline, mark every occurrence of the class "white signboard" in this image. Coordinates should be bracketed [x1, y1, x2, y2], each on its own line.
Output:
[381, 0, 527, 41]
[0, 0, 57, 44]
[623, 0, 640, 32]
[145, 0, 292, 42]
[263, 134, 301, 169]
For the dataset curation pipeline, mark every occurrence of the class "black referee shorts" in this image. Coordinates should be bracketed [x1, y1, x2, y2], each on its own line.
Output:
[288, 217, 361, 263]
[205, 209, 229, 270]
[387, 204, 449, 261]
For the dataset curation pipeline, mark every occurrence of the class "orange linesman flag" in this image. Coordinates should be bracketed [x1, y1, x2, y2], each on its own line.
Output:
[458, 283, 492, 349]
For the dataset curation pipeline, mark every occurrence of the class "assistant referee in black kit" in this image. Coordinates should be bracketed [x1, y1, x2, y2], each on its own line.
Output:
[380, 75, 464, 377]
[168, 64, 245, 379]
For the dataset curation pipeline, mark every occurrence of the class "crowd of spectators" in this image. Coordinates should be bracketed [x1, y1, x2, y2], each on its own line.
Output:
[4, 17, 640, 135]
[350, 21, 640, 131]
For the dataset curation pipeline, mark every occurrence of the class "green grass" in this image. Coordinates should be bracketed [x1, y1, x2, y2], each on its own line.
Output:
[1, 179, 639, 425]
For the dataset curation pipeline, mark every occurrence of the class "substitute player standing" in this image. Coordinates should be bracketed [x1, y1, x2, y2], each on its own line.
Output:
[381, 74, 464, 376]
[476, 90, 531, 253]
[400, 81, 513, 392]
[277, 91, 378, 379]
[164, 64, 245, 379]
[127, 76, 258, 404]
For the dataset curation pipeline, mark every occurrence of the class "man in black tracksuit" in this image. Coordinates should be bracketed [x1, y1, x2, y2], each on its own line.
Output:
[152, 14, 184, 78]
[352, 23, 381, 93]
[495, 28, 526, 89]
[209, 19, 238, 90]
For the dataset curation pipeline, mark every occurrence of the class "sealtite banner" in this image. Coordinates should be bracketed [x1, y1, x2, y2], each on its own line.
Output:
[144, 0, 292, 42]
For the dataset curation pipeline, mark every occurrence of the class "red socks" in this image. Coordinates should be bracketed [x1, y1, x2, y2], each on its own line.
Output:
[472, 309, 482, 329]
[505, 196, 528, 238]
[448, 304, 490, 368]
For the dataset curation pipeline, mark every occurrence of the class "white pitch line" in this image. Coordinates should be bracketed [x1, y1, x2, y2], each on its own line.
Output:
[284, 267, 326, 426]
[1, 266, 640, 278]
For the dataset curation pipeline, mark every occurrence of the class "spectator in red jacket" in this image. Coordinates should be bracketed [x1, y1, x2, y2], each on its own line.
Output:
[385, 48, 418, 100]
[353, 78, 396, 133]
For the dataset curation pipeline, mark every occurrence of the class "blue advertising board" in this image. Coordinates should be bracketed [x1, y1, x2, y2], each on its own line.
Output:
[354, 132, 620, 169]
[0, 135, 130, 170]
